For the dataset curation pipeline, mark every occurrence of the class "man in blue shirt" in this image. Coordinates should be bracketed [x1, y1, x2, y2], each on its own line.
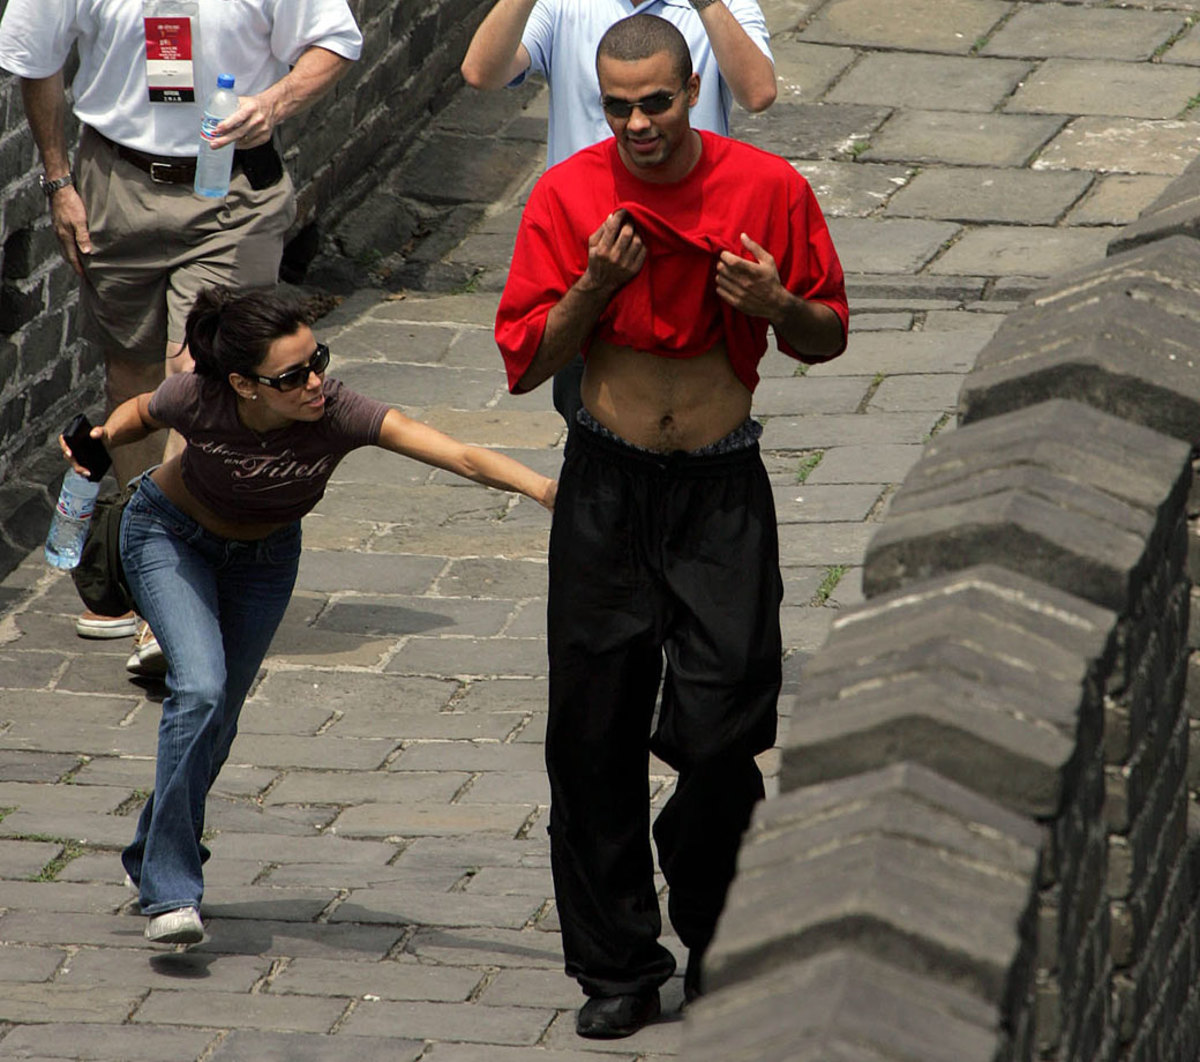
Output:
[462, 0, 776, 426]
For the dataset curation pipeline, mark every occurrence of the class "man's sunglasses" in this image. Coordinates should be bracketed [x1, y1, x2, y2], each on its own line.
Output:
[600, 88, 684, 119]
[247, 343, 330, 392]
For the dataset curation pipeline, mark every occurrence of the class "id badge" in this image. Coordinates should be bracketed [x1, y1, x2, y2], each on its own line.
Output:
[143, 0, 199, 103]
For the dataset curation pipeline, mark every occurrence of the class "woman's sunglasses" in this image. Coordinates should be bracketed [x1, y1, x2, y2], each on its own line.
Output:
[247, 343, 330, 392]
[600, 88, 684, 119]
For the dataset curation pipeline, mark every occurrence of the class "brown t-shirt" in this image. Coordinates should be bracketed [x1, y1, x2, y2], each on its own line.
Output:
[149, 373, 389, 524]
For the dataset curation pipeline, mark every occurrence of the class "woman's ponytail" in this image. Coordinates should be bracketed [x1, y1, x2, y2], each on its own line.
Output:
[182, 286, 308, 383]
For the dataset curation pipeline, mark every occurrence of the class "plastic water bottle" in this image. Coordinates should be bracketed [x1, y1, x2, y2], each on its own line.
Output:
[195, 73, 238, 197]
[44, 469, 102, 569]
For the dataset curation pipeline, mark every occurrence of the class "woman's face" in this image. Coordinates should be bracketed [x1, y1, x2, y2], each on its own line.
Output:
[245, 325, 328, 424]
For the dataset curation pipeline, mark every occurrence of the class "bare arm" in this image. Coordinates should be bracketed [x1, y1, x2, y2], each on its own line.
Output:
[461, 0, 537, 90]
[376, 409, 556, 510]
[515, 210, 646, 392]
[716, 233, 845, 360]
[695, 1, 776, 113]
[209, 46, 354, 149]
[20, 74, 92, 275]
[60, 395, 164, 475]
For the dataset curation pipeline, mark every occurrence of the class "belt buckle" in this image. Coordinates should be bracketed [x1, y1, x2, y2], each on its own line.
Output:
[149, 161, 177, 184]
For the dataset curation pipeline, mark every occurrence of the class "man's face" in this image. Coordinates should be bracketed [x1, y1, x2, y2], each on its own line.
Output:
[598, 52, 699, 179]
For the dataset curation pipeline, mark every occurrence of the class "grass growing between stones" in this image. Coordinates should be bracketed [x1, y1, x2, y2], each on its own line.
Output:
[796, 451, 824, 483]
[32, 839, 87, 882]
[814, 565, 848, 605]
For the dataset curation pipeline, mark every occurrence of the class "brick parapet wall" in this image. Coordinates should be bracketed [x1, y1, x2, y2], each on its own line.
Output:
[0, 0, 490, 573]
[687, 165, 1200, 1060]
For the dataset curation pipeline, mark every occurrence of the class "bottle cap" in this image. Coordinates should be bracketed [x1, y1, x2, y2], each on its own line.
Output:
[217, 73, 235, 89]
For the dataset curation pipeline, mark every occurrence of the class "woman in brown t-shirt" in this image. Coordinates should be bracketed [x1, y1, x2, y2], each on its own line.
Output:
[62, 286, 556, 947]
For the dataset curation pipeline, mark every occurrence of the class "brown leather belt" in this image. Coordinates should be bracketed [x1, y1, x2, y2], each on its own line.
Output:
[96, 130, 196, 184]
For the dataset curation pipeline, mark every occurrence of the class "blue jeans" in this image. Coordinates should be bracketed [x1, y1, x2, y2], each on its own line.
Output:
[118, 476, 301, 914]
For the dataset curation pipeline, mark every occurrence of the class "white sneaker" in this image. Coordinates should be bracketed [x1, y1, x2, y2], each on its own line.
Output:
[76, 610, 139, 639]
[145, 906, 203, 945]
[126, 621, 167, 677]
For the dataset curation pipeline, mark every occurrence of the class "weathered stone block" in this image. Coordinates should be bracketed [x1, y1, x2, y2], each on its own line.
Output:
[686, 950, 999, 1062]
[1109, 151, 1200, 255]
[959, 238, 1200, 443]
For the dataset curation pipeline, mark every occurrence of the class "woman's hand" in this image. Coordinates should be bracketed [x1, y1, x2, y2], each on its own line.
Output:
[58, 423, 106, 478]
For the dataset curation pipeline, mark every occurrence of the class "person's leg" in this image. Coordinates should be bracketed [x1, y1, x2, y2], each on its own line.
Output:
[117, 482, 227, 914]
[649, 450, 783, 985]
[546, 432, 677, 1003]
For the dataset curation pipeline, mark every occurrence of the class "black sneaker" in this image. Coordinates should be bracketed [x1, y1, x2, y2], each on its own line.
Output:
[576, 990, 661, 1038]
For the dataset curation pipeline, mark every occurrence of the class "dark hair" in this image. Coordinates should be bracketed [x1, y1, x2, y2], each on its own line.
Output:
[184, 287, 308, 382]
[596, 14, 693, 85]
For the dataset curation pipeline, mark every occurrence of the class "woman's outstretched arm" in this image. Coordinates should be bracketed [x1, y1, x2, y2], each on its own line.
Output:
[376, 409, 556, 510]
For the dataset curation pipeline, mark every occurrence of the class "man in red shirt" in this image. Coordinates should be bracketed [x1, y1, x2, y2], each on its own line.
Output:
[496, 12, 847, 1039]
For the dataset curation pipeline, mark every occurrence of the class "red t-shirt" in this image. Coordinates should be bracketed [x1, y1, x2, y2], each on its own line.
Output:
[148, 373, 389, 524]
[496, 130, 849, 395]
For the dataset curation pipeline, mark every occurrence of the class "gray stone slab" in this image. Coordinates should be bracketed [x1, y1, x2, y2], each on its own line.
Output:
[0, 983, 148, 1024]
[58, 947, 267, 993]
[420, 1046, 622, 1062]
[453, 677, 549, 713]
[804, 330, 986, 376]
[329, 802, 535, 839]
[827, 53, 1032, 112]
[386, 636, 548, 679]
[396, 835, 550, 871]
[0, 838, 60, 879]
[332, 709, 523, 742]
[928, 224, 1117, 277]
[203, 832, 399, 867]
[1162, 20, 1200, 64]
[868, 374, 962, 412]
[391, 741, 547, 773]
[866, 109, 1062, 167]
[1035, 118, 1200, 177]
[885, 167, 1092, 224]
[332, 364, 504, 412]
[435, 558, 549, 599]
[806, 445, 925, 484]
[1006, 58, 1200, 119]
[778, 524, 877, 567]
[255, 670, 457, 717]
[0, 942, 66, 983]
[338, 998, 554, 1045]
[331, 888, 543, 929]
[372, 295, 502, 328]
[331, 320, 457, 365]
[133, 989, 347, 1033]
[764, 412, 942, 448]
[0, 1022, 215, 1061]
[1109, 155, 1200, 253]
[801, 0, 1013, 53]
[773, 484, 884, 524]
[982, 4, 1185, 60]
[793, 160, 915, 218]
[272, 955, 479, 1002]
[263, 770, 466, 807]
[207, 1031, 423, 1062]
[404, 926, 564, 969]
[825, 218, 962, 274]
[295, 552, 443, 595]
[1065, 174, 1176, 226]
[0, 879, 137, 915]
[731, 102, 891, 160]
[225, 734, 396, 772]
[769, 39, 857, 100]
[460, 770, 550, 806]
[318, 595, 515, 638]
[399, 134, 539, 207]
[752, 376, 870, 416]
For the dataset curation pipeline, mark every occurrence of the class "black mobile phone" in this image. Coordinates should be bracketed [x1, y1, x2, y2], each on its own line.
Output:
[62, 413, 112, 482]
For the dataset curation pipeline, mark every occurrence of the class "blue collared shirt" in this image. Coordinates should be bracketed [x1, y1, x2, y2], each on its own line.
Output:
[515, 0, 772, 167]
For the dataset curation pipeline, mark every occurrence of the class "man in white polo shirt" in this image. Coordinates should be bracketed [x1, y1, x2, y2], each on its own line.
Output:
[0, 0, 361, 650]
[461, 0, 775, 426]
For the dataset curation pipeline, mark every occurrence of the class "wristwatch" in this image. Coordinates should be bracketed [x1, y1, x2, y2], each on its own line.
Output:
[39, 172, 74, 198]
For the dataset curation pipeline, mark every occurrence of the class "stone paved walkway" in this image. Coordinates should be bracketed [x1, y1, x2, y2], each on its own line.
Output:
[2, 0, 1200, 1058]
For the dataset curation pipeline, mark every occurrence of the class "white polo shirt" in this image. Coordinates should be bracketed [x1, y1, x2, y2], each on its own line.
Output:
[0, 0, 362, 157]
[517, 0, 772, 167]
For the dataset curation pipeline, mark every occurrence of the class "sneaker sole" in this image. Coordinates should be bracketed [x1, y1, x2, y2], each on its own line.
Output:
[76, 618, 139, 639]
[145, 911, 204, 945]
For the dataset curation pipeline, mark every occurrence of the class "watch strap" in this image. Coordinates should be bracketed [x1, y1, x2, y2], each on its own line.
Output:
[39, 172, 74, 198]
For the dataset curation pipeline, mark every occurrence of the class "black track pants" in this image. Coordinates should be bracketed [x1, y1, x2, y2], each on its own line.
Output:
[546, 422, 782, 998]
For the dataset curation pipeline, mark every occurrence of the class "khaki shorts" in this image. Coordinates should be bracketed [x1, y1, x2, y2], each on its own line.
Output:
[75, 125, 296, 363]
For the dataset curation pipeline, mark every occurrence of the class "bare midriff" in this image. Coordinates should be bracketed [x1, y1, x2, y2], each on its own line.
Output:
[150, 459, 291, 541]
[581, 340, 752, 452]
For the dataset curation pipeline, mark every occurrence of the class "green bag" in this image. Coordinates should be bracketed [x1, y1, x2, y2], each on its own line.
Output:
[70, 481, 135, 617]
